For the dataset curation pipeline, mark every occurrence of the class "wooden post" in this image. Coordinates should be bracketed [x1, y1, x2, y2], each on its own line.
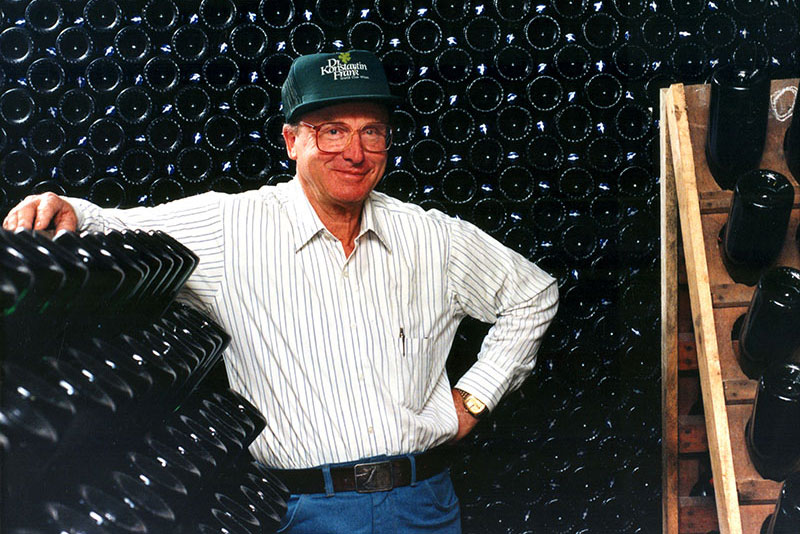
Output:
[666, 83, 743, 534]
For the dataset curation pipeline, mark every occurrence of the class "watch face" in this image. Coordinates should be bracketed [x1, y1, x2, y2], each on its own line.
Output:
[465, 396, 486, 414]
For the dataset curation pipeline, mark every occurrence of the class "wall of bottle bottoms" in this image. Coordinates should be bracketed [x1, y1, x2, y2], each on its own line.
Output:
[1, 0, 800, 532]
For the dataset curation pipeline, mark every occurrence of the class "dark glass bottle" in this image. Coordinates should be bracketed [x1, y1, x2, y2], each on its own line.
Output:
[526, 15, 560, 51]
[2, 151, 37, 188]
[471, 198, 506, 234]
[784, 84, 800, 180]
[556, 105, 592, 143]
[439, 108, 474, 145]
[144, 56, 181, 94]
[114, 25, 152, 63]
[464, 16, 501, 52]
[177, 147, 213, 184]
[615, 103, 652, 141]
[762, 472, 800, 534]
[27, 58, 64, 97]
[315, 0, 354, 27]
[116, 87, 152, 124]
[28, 119, 65, 157]
[746, 362, 800, 481]
[527, 75, 563, 111]
[149, 178, 185, 206]
[0, 27, 34, 65]
[583, 13, 619, 49]
[259, 0, 295, 28]
[143, 0, 179, 33]
[83, 0, 122, 33]
[199, 0, 237, 30]
[498, 165, 534, 202]
[469, 138, 503, 174]
[88, 118, 126, 156]
[147, 116, 182, 154]
[642, 13, 676, 49]
[174, 86, 211, 123]
[554, 44, 591, 80]
[59, 149, 95, 187]
[408, 79, 445, 115]
[230, 24, 268, 60]
[705, 65, 770, 190]
[172, 25, 209, 63]
[260, 52, 293, 89]
[348, 21, 384, 53]
[586, 136, 622, 172]
[89, 177, 127, 208]
[58, 89, 95, 126]
[119, 149, 155, 186]
[381, 49, 415, 86]
[85, 57, 124, 94]
[738, 268, 800, 378]
[466, 77, 503, 112]
[204, 115, 240, 152]
[406, 18, 442, 55]
[290, 23, 325, 55]
[435, 47, 472, 83]
[701, 12, 737, 49]
[232, 85, 269, 122]
[375, 0, 412, 25]
[613, 43, 650, 80]
[0, 88, 36, 128]
[527, 134, 564, 172]
[203, 55, 239, 92]
[409, 139, 446, 175]
[495, 45, 534, 81]
[722, 170, 794, 269]
[25, 0, 63, 34]
[235, 145, 271, 182]
[497, 105, 532, 141]
[378, 169, 417, 202]
[55, 26, 93, 65]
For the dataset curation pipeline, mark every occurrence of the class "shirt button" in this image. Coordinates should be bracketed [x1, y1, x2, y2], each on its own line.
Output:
[342, 269, 349, 278]
[358, 374, 364, 381]
[367, 426, 374, 434]
[351, 323, 357, 329]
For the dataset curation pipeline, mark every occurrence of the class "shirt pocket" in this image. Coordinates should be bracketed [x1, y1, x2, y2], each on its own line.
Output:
[390, 332, 435, 412]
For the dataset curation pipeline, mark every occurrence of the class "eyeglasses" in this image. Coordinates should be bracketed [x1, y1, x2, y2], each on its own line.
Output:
[299, 121, 393, 154]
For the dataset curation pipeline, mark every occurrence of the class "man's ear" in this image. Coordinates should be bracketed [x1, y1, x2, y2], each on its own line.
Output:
[282, 124, 298, 161]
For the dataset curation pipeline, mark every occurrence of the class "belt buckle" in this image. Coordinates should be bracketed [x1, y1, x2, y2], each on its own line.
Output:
[354, 460, 394, 493]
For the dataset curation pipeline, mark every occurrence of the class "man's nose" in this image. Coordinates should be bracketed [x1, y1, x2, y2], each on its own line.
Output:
[340, 132, 365, 163]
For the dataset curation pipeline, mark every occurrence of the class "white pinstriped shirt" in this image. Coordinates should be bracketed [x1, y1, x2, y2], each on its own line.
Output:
[69, 178, 558, 469]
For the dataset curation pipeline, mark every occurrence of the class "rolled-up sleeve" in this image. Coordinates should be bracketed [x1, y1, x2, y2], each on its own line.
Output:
[447, 218, 559, 411]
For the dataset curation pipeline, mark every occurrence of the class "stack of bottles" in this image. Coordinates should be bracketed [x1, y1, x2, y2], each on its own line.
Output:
[706, 72, 800, 533]
[0, 228, 288, 533]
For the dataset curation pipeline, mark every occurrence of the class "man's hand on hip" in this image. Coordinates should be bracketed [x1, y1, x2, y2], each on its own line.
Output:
[3, 192, 78, 233]
[450, 388, 480, 442]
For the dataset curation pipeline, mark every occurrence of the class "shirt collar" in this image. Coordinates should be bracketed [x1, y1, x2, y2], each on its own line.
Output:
[287, 178, 391, 254]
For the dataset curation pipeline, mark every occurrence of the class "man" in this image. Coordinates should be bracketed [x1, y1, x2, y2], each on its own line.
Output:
[3, 50, 558, 533]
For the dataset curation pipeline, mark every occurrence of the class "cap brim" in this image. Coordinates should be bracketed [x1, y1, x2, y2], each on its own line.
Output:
[286, 94, 402, 123]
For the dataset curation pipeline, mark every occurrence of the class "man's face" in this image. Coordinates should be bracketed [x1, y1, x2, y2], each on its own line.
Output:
[283, 101, 390, 216]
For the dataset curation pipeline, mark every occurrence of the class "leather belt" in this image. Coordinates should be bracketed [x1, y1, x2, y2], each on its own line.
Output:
[274, 447, 450, 494]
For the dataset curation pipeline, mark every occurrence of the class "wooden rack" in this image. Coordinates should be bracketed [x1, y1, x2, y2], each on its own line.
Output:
[661, 80, 800, 534]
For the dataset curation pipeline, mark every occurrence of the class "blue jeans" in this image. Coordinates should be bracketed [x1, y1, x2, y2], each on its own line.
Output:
[275, 468, 461, 534]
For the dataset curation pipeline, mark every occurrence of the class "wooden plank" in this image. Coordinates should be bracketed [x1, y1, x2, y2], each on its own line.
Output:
[667, 83, 742, 534]
[679, 415, 708, 453]
[678, 499, 775, 534]
[678, 332, 698, 371]
[661, 85, 680, 534]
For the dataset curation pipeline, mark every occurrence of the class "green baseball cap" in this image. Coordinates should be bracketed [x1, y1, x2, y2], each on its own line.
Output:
[281, 50, 401, 123]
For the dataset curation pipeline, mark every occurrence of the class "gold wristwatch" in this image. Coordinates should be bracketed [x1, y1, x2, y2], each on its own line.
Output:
[456, 388, 488, 419]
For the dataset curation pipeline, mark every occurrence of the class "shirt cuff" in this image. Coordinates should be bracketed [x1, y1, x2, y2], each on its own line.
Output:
[454, 359, 516, 412]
